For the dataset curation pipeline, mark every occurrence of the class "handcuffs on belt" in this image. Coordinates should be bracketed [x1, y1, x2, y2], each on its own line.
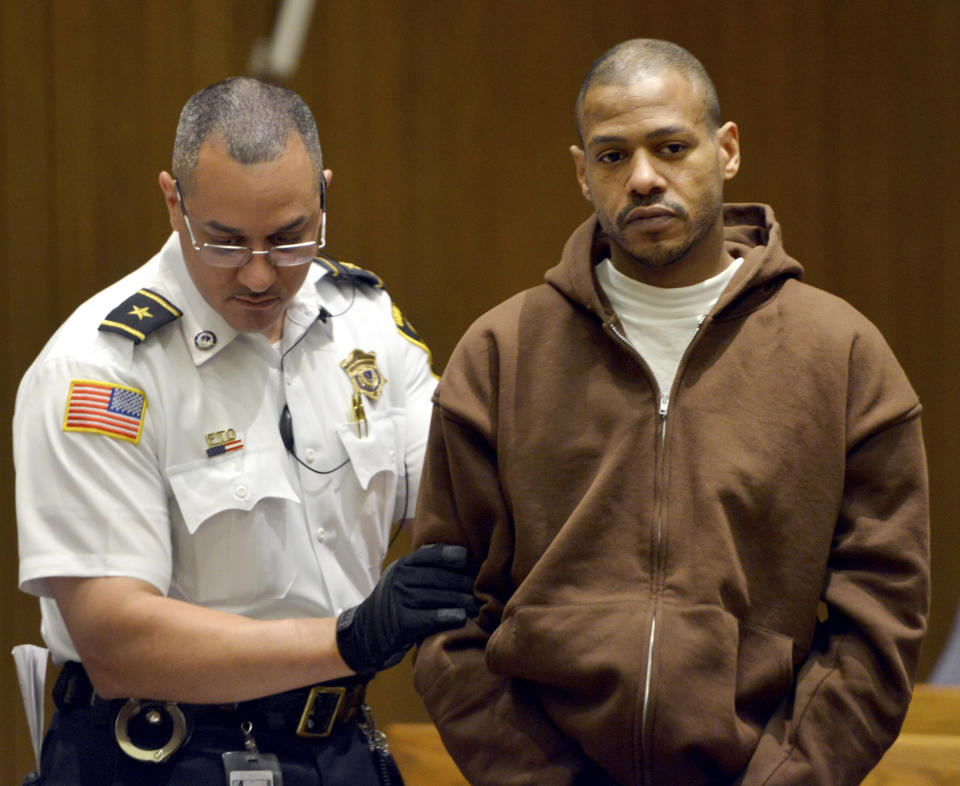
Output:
[114, 699, 284, 783]
[113, 685, 350, 763]
[112, 688, 388, 786]
[114, 698, 190, 763]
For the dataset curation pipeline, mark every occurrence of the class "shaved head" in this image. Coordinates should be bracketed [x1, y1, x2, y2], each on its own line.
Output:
[575, 39, 721, 140]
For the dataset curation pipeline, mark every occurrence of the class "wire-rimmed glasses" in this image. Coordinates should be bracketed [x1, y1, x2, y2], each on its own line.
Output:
[174, 177, 325, 268]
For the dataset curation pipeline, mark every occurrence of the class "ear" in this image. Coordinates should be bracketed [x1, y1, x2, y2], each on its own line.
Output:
[158, 171, 181, 232]
[715, 121, 740, 181]
[322, 168, 333, 188]
[569, 145, 592, 201]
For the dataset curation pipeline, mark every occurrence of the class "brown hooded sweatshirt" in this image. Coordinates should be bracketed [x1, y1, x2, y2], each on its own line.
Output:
[413, 204, 929, 785]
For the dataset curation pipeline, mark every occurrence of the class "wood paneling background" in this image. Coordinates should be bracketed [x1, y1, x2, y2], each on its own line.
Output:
[2, 0, 957, 779]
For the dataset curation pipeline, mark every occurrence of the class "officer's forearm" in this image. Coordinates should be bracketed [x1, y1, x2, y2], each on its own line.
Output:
[49, 575, 354, 703]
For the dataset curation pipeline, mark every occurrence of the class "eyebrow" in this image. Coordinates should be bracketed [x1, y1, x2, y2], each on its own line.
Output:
[587, 125, 694, 147]
[644, 125, 691, 140]
[201, 215, 311, 236]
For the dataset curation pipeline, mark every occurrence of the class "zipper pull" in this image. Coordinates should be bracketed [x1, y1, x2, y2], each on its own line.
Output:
[659, 392, 669, 417]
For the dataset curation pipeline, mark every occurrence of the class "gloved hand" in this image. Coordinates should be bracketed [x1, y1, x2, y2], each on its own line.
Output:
[337, 543, 479, 674]
[336, 543, 479, 674]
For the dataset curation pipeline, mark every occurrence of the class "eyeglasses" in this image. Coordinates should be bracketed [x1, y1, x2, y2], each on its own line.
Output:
[175, 177, 326, 268]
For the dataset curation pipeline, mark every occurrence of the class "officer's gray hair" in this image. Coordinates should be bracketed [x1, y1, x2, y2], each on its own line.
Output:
[172, 76, 323, 193]
[575, 39, 722, 140]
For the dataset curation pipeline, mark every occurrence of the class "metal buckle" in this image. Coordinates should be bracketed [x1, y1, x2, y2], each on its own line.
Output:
[296, 685, 346, 738]
[114, 698, 189, 763]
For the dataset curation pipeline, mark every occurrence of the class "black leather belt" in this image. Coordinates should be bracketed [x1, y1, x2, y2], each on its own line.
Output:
[54, 661, 367, 740]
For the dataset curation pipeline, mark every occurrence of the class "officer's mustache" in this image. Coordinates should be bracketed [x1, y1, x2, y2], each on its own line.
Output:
[230, 289, 284, 300]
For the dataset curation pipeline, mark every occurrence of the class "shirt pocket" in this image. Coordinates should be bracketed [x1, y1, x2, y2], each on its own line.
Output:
[335, 410, 402, 584]
[166, 445, 302, 608]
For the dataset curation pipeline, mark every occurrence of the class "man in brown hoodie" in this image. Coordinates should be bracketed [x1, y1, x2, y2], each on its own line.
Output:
[412, 39, 930, 785]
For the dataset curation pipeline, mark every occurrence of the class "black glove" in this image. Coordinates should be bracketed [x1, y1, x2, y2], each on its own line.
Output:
[336, 543, 478, 674]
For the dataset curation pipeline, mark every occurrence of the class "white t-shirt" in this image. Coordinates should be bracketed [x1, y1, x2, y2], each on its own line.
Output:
[596, 257, 743, 402]
[15, 233, 437, 663]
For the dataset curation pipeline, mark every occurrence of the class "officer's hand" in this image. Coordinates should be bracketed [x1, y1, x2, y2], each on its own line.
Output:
[336, 543, 478, 674]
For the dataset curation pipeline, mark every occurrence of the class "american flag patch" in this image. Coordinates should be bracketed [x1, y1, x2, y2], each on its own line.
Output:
[206, 437, 243, 457]
[63, 380, 147, 443]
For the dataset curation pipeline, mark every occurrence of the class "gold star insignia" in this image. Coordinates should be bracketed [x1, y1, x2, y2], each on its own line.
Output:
[129, 304, 153, 321]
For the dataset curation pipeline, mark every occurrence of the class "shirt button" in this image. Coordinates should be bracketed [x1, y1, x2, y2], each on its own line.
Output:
[304, 448, 316, 463]
[235, 485, 248, 500]
[316, 527, 326, 542]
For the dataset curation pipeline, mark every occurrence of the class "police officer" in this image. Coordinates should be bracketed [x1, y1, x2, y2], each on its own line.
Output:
[15, 76, 476, 785]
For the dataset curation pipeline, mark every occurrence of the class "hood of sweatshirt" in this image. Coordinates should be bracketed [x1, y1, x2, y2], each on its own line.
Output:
[544, 203, 804, 322]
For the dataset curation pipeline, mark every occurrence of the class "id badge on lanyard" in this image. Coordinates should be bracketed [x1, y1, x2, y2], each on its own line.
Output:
[222, 722, 283, 786]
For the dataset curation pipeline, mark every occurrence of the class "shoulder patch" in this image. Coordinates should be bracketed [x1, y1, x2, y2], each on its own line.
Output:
[392, 304, 436, 374]
[315, 255, 384, 289]
[63, 379, 147, 443]
[99, 288, 182, 344]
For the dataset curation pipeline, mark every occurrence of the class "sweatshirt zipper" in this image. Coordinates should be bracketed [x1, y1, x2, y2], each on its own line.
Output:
[609, 315, 706, 784]
[641, 391, 669, 766]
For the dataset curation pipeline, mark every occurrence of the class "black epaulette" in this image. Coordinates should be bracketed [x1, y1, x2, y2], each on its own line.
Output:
[391, 304, 424, 347]
[392, 303, 437, 374]
[98, 288, 183, 344]
[315, 254, 384, 289]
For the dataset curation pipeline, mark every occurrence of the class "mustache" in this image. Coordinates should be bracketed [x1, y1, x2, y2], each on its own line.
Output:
[616, 197, 688, 227]
[230, 289, 283, 300]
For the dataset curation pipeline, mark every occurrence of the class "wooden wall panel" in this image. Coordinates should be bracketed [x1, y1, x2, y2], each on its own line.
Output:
[1, 3, 56, 779]
[0, 1, 274, 778]
[2, 0, 957, 780]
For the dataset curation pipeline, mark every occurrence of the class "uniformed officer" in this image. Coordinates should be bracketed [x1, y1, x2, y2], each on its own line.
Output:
[15, 77, 476, 785]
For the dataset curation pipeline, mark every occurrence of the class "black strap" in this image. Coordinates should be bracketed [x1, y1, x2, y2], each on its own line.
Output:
[53, 661, 96, 708]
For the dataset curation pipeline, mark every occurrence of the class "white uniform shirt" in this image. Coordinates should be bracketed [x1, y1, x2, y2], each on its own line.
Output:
[15, 233, 437, 663]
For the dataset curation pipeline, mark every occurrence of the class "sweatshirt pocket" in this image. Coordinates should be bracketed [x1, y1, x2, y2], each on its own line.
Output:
[648, 604, 795, 784]
[485, 600, 794, 786]
[485, 599, 649, 785]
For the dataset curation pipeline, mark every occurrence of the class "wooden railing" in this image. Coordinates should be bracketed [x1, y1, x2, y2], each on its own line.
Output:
[863, 683, 960, 785]
[385, 722, 467, 786]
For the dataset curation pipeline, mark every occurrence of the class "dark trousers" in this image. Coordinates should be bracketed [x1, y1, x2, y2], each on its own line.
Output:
[34, 701, 403, 785]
